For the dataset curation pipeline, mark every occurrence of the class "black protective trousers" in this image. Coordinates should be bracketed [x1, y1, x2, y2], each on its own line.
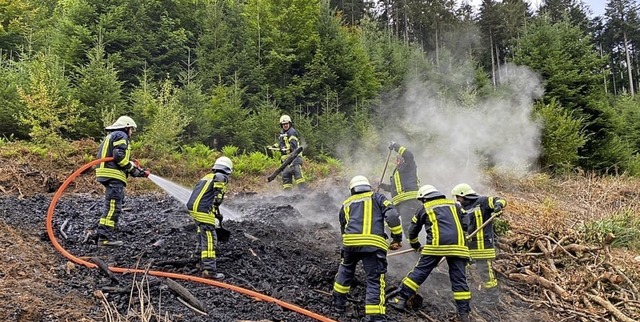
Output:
[281, 164, 305, 190]
[196, 223, 218, 272]
[398, 255, 471, 314]
[333, 250, 388, 317]
[97, 180, 125, 240]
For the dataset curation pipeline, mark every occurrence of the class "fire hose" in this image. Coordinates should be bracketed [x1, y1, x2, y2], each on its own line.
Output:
[46, 157, 336, 322]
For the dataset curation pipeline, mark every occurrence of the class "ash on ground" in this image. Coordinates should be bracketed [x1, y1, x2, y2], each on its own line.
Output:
[0, 193, 548, 322]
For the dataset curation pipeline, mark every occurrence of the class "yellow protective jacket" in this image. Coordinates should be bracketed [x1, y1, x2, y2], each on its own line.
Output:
[460, 195, 506, 259]
[96, 130, 135, 184]
[278, 127, 303, 165]
[186, 172, 228, 225]
[339, 191, 402, 252]
[409, 196, 469, 258]
[379, 144, 419, 204]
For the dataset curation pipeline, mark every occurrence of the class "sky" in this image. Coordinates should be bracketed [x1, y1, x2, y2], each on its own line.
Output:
[465, 0, 606, 17]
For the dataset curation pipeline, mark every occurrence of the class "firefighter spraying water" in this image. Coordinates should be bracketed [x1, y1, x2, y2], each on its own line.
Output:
[148, 173, 239, 220]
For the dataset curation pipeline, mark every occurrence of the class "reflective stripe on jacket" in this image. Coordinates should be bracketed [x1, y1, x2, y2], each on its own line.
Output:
[409, 197, 469, 258]
[279, 127, 303, 165]
[96, 130, 133, 184]
[339, 191, 402, 252]
[461, 195, 507, 259]
[383, 145, 419, 204]
[186, 172, 228, 225]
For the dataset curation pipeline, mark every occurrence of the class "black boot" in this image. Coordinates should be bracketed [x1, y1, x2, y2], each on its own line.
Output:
[458, 312, 470, 322]
[332, 293, 347, 313]
[388, 295, 407, 310]
[364, 314, 387, 322]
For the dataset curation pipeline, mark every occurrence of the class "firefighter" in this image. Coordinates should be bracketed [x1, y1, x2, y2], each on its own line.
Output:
[389, 185, 471, 322]
[186, 156, 233, 280]
[452, 183, 506, 302]
[332, 175, 403, 322]
[274, 114, 306, 191]
[96, 116, 149, 247]
[378, 142, 421, 237]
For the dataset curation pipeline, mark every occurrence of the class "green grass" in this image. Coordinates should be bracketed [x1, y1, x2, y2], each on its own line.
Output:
[581, 209, 640, 251]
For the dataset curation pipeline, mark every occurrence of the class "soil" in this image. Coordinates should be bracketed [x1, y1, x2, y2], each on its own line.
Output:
[1, 187, 550, 322]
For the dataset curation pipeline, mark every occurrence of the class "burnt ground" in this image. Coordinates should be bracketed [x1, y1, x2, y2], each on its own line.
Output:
[0, 191, 552, 322]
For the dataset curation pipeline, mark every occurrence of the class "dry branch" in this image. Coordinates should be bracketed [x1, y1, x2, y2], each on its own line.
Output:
[508, 271, 572, 301]
[587, 294, 636, 322]
[165, 278, 205, 313]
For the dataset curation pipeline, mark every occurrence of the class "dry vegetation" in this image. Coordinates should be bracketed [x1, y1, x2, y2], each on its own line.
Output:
[492, 173, 640, 321]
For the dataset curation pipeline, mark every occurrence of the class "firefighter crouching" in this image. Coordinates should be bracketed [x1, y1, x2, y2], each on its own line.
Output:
[96, 116, 149, 247]
[332, 175, 403, 322]
[452, 183, 506, 302]
[186, 156, 233, 280]
[389, 185, 471, 322]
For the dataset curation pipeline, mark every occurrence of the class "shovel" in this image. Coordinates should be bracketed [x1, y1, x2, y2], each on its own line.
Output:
[216, 222, 231, 242]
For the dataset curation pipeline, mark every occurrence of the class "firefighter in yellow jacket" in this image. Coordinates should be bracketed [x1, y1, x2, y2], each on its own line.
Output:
[378, 142, 421, 237]
[452, 183, 506, 301]
[96, 116, 149, 247]
[389, 185, 471, 322]
[332, 176, 403, 322]
[186, 156, 233, 280]
[275, 115, 306, 190]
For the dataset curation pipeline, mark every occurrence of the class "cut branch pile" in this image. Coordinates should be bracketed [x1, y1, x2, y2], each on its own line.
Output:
[497, 230, 640, 322]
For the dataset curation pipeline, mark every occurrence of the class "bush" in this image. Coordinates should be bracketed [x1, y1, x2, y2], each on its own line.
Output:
[581, 210, 640, 251]
[534, 99, 586, 173]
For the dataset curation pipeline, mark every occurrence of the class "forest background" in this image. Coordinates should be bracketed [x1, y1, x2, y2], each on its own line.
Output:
[2, 0, 640, 179]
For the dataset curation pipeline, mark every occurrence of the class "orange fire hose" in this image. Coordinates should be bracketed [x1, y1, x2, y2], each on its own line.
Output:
[46, 157, 336, 322]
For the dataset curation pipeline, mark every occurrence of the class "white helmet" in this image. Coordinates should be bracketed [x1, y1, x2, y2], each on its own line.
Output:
[417, 184, 444, 200]
[279, 114, 292, 124]
[451, 183, 476, 197]
[105, 116, 137, 130]
[349, 175, 371, 194]
[212, 156, 233, 174]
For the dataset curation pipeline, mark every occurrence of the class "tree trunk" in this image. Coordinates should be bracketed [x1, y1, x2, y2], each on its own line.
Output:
[623, 31, 635, 95]
[490, 32, 496, 88]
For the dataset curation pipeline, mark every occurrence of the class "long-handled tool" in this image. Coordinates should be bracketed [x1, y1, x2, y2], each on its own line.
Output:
[465, 212, 501, 241]
[388, 212, 503, 258]
[376, 148, 393, 192]
[266, 146, 304, 182]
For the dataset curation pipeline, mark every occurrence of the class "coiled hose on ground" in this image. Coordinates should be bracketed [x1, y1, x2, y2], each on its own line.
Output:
[46, 157, 336, 322]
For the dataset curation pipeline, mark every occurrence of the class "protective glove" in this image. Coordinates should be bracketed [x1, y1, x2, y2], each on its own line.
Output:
[410, 241, 422, 252]
[132, 159, 141, 168]
[214, 206, 223, 222]
[130, 166, 149, 178]
[389, 241, 402, 250]
[388, 141, 397, 151]
[493, 205, 503, 216]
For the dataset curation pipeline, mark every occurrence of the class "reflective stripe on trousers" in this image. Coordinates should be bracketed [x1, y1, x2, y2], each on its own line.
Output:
[398, 255, 471, 314]
[197, 223, 218, 271]
[282, 164, 305, 189]
[333, 250, 388, 316]
[97, 180, 125, 239]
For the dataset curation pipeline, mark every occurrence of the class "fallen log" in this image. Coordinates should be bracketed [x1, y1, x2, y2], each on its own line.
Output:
[508, 272, 572, 301]
[166, 278, 206, 313]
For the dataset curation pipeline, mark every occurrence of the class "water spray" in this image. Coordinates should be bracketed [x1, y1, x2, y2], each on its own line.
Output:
[148, 174, 240, 220]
